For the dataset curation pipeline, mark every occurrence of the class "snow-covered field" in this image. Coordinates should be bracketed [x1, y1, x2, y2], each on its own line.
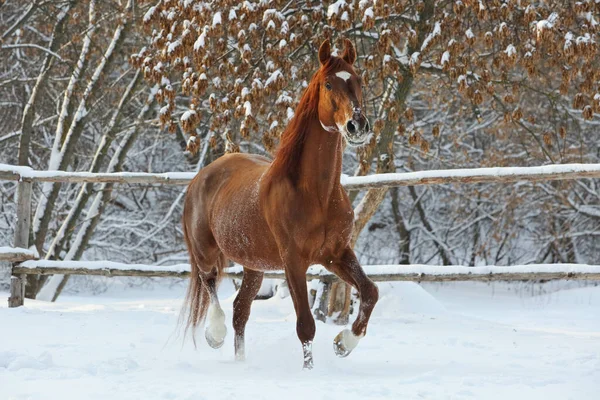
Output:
[1, 280, 599, 400]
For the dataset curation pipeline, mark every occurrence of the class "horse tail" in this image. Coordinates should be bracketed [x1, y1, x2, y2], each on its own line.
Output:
[181, 261, 207, 346]
[181, 213, 226, 346]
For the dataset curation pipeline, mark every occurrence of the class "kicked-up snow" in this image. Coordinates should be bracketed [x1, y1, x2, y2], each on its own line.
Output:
[1, 280, 598, 399]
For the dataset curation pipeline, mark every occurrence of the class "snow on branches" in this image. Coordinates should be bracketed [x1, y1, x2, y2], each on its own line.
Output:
[133, 0, 600, 158]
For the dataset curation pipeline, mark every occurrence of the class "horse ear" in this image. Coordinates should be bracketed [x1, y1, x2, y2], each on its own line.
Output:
[341, 39, 356, 65]
[318, 40, 331, 65]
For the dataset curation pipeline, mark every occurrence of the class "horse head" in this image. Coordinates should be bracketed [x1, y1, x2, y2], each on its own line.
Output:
[317, 39, 371, 146]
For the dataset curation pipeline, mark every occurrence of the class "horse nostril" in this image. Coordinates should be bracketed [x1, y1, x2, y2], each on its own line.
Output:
[346, 120, 357, 134]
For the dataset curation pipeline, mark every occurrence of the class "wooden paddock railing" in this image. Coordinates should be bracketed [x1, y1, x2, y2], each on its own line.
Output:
[12, 260, 600, 282]
[3, 163, 600, 189]
[3, 162, 600, 307]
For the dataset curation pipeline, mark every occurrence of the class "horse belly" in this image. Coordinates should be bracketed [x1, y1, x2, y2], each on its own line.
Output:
[211, 182, 281, 271]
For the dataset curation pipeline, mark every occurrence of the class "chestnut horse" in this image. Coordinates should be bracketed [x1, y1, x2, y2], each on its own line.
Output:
[182, 39, 378, 369]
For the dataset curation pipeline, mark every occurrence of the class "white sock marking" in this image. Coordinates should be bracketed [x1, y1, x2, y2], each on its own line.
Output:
[339, 329, 363, 352]
[206, 302, 226, 341]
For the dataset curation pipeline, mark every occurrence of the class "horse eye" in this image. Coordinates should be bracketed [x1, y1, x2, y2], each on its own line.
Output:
[325, 82, 332, 91]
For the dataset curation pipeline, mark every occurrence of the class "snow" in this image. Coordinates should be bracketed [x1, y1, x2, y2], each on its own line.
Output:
[584, 12, 598, 27]
[180, 109, 196, 122]
[74, 103, 88, 122]
[504, 44, 517, 57]
[363, 7, 374, 22]
[0, 246, 38, 257]
[193, 28, 208, 50]
[441, 50, 450, 65]
[212, 12, 222, 27]
[409, 51, 420, 65]
[280, 21, 289, 35]
[276, 92, 292, 105]
[327, 0, 347, 18]
[142, 5, 156, 24]
[536, 12, 559, 35]
[241, 87, 250, 99]
[20, 259, 190, 273]
[421, 21, 441, 51]
[243, 101, 252, 117]
[262, 9, 284, 23]
[166, 40, 180, 55]
[0, 246, 38, 260]
[576, 33, 592, 46]
[265, 69, 283, 86]
[1, 281, 598, 399]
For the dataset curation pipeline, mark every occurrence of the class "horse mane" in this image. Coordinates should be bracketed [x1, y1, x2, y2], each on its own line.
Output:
[268, 57, 347, 183]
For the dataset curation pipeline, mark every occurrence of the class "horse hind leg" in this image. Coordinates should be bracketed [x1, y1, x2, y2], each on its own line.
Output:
[202, 254, 228, 349]
[233, 268, 264, 361]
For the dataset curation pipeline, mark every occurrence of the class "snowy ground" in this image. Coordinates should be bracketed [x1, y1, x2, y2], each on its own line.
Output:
[1, 280, 599, 400]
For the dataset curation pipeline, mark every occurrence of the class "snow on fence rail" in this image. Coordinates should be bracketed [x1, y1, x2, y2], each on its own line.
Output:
[0, 247, 38, 262]
[3, 162, 600, 189]
[13, 260, 600, 282]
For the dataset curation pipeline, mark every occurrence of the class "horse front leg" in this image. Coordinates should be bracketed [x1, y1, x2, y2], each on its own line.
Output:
[326, 248, 379, 358]
[284, 257, 315, 369]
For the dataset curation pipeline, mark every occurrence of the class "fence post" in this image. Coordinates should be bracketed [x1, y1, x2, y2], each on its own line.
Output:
[8, 180, 32, 308]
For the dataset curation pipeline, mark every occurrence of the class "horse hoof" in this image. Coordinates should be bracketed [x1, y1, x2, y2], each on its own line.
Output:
[205, 325, 226, 349]
[333, 329, 361, 358]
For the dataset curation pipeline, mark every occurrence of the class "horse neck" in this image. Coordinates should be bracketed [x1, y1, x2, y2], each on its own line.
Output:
[296, 118, 344, 200]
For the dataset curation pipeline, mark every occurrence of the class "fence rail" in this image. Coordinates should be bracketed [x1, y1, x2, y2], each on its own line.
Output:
[3, 163, 600, 190]
[13, 260, 600, 283]
[0, 247, 37, 262]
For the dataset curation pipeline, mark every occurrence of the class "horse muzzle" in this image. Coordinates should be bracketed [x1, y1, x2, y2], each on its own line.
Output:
[344, 113, 370, 147]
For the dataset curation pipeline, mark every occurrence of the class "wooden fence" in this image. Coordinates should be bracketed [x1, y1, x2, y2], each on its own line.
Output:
[3, 162, 600, 307]
[12, 260, 600, 282]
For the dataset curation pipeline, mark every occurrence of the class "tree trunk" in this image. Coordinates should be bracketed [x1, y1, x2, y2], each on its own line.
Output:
[391, 187, 410, 264]
[18, 4, 76, 298]
[325, 0, 435, 322]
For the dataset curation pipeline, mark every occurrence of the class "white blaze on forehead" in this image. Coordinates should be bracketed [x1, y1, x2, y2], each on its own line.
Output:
[335, 71, 352, 82]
